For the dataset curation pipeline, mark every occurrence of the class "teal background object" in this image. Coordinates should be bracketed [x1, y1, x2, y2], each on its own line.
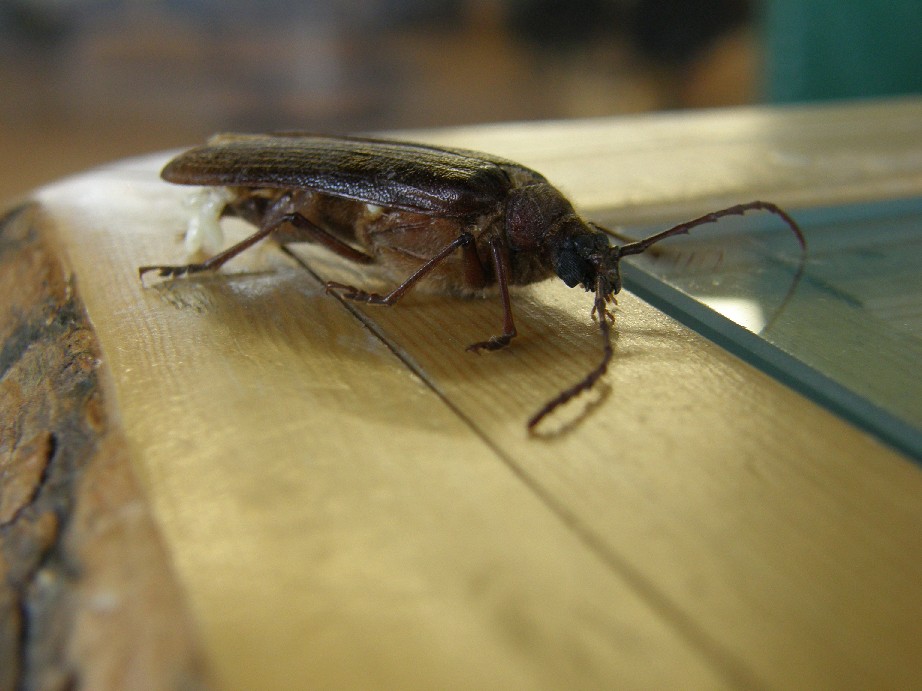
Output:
[763, 1, 922, 102]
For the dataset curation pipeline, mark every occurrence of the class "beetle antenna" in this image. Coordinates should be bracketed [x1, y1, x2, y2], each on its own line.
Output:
[618, 201, 805, 257]
[528, 279, 614, 430]
[616, 200, 807, 336]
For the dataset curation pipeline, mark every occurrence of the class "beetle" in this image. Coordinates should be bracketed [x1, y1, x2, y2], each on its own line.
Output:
[140, 133, 805, 429]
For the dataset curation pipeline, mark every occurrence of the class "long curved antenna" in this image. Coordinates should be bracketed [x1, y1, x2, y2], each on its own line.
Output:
[619, 201, 805, 257]
[615, 201, 807, 336]
[528, 279, 614, 430]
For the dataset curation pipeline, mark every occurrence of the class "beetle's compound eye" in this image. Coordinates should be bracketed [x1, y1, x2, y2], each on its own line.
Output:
[553, 230, 612, 290]
[553, 244, 588, 288]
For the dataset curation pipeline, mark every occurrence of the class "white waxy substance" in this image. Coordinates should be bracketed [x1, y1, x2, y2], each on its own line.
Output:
[183, 187, 236, 255]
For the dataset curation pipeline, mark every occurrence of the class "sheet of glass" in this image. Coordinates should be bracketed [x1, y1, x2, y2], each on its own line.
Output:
[609, 198, 922, 461]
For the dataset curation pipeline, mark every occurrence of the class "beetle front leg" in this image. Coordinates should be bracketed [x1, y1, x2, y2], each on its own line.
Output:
[466, 239, 517, 352]
[326, 232, 475, 306]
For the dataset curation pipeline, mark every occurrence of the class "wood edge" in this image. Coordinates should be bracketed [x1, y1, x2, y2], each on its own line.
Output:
[0, 202, 213, 689]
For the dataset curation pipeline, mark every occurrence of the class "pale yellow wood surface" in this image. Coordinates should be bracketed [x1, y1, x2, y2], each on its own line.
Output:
[35, 100, 922, 689]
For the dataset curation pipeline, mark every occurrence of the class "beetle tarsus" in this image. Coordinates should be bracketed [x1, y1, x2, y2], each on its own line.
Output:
[139, 263, 205, 280]
[466, 334, 514, 352]
[325, 281, 394, 305]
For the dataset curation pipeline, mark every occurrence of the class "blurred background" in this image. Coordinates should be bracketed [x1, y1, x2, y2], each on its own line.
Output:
[2, 0, 921, 200]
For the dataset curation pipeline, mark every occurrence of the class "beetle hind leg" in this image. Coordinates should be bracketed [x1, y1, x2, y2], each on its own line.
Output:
[139, 224, 276, 280]
[325, 232, 474, 306]
[140, 211, 374, 281]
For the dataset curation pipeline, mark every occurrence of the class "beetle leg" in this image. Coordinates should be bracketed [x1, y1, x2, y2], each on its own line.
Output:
[325, 232, 474, 305]
[139, 212, 373, 279]
[139, 223, 277, 279]
[466, 239, 517, 352]
[276, 213, 374, 264]
[461, 233, 488, 290]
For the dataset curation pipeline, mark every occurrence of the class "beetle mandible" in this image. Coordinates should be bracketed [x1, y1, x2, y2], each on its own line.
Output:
[140, 133, 805, 429]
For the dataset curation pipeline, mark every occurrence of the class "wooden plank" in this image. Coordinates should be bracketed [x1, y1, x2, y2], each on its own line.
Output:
[36, 171, 727, 689]
[33, 99, 922, 688]
[338, 279, 922, 689]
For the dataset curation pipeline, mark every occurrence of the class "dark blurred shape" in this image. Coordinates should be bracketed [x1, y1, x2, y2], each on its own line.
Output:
[507, 0, 623, 50]
[0, 0, 73, 44]
[626, 0, 752, 67]
[0, 0, 767, 201]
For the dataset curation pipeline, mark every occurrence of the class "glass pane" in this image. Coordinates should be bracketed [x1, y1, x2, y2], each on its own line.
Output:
[612, 198, 922, 461]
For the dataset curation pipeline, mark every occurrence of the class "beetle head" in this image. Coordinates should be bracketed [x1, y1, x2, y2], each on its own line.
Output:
[552, 221, 623, 299]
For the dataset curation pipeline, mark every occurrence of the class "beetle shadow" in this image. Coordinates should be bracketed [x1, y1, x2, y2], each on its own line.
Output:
[143, 266, 299, 312]
[141, 258, 681, 435]
[320, 282, 679, 433]
[528, 379, 614, 440]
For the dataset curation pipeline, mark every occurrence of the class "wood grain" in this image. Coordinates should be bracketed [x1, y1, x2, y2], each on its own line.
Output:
[23, 99, 922, 689]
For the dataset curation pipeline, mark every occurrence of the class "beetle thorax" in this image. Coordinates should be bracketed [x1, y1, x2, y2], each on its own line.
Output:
[504, 184, 579, 251]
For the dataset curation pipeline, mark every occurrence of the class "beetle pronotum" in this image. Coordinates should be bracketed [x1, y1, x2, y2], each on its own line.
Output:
[141, 134, 805, 429]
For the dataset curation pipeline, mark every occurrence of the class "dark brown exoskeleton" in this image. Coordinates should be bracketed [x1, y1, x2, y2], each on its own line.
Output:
[140, 134, 805, 429]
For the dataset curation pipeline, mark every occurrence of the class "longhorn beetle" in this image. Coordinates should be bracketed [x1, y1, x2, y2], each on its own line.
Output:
[140, 133, 805, 429]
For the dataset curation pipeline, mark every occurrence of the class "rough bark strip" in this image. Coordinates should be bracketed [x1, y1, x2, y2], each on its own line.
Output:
[0, 204, 212, 690]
